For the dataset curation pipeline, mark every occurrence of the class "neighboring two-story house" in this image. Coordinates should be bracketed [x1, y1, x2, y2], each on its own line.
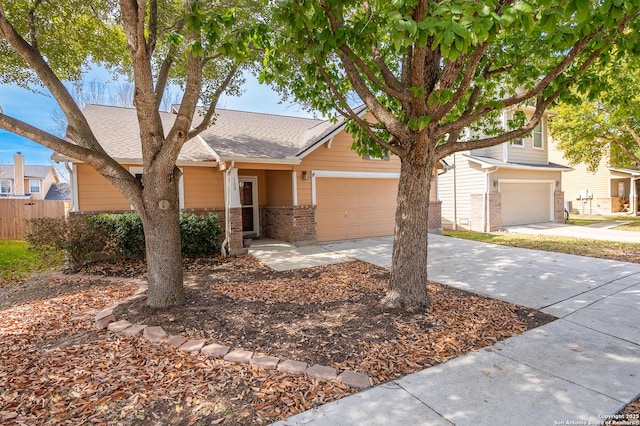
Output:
[548, 142, 640, 216]
[439, 109, 569, 232]
[0, 152, 68, 202]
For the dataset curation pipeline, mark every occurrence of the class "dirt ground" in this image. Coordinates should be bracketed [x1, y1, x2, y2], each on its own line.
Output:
[0, 254, 599, 425]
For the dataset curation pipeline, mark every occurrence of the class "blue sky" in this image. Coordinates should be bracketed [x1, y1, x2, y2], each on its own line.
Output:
[0, 67, 311, 169]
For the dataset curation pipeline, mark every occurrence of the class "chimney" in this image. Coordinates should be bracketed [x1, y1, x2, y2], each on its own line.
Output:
[14, 152, 24, 196]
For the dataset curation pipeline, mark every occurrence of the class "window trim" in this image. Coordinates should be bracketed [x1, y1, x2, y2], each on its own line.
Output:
[510, 138, 524, 148]
[532, 121, 544, 150]
[0, 179, 12, 194]
[29, 179, 41, 193]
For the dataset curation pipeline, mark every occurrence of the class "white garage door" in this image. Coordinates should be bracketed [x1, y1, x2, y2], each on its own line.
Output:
[316, 177, 398, 242]
[501, 182, 553, 226]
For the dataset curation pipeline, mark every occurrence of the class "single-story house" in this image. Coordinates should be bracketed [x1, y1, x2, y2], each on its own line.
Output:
[439, 109, 569, 232]
[548, 142, 640, 215]
[0, 152, 69, 202]
[53, 104, 442, 254]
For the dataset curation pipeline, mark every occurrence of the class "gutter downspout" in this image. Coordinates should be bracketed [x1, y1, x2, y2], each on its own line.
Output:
[483, 166, 499, 233]
[221, 161, 235, 256]
[64, 161, 75, 214]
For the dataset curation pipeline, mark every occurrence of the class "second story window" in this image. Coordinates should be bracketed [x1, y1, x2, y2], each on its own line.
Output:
[0, 180, 11, 195]
[29, 179, 41, 193]
[511, 138, 524, 147]
[533, 121, 543, 149]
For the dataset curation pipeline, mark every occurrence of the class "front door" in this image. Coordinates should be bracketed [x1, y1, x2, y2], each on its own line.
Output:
[239, 177, 259, 235]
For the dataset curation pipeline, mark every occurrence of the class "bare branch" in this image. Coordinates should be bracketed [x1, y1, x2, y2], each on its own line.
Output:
[187, 65, 239, 139]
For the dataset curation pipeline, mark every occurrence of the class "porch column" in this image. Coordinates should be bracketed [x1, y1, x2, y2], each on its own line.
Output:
[224, 167, 245, 255]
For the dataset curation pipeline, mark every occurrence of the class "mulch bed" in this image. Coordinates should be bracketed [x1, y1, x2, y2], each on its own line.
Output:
[1, 255, 557, 425]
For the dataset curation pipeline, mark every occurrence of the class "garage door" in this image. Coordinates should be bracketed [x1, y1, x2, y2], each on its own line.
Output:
[316, 178, 398, 242]
[500, 182, 552, 226]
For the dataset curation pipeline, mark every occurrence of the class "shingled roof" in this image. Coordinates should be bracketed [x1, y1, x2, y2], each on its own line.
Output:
[0, 165, 53, 179]
[57, 104, 358, 164]
[71, 105, 218, 163]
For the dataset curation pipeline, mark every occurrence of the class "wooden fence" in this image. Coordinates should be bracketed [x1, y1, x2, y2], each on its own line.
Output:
[0, 199, 66, 240]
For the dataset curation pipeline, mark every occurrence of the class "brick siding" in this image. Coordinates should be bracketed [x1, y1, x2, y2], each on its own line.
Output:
[262, 205, 317, 245]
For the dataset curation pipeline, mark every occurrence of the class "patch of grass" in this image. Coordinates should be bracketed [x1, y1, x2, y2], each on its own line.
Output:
[0, 240, 62, 284]
[565, 219, 599, 226]
[614, 222, 640, 232]
[443, 231, 640, 263]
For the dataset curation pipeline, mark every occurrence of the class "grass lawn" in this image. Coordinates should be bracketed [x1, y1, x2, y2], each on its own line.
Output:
[443, 230, 640, 263]
[567, 214, 640, 231]
[0, 240, 61, 283]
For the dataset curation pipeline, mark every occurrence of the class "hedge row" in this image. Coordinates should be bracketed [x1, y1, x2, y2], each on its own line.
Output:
[26, 212, 222, 269]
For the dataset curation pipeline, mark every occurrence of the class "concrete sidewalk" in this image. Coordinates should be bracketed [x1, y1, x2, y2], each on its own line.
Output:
[271, 234, 640, 425]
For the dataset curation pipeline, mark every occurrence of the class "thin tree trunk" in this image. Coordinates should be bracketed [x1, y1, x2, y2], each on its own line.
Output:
[382, 155, 432, 310]
[140, 168, 185, 308]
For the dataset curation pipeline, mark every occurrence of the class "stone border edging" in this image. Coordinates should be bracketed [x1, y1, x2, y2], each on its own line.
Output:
[93, 279, 372, 390]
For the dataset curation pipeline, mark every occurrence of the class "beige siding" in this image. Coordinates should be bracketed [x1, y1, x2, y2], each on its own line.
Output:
[295, 128, 401, 205]
[439, 152, 486, 230]
[549, 140, 612, 212]
[183, 167, 224, 209]
[266, 170, 293, 205]
[506, 114, 549, 165]
[77, 163, 130, 211]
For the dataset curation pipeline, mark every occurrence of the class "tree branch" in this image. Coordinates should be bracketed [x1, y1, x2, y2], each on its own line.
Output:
[187, 65, 239, 139]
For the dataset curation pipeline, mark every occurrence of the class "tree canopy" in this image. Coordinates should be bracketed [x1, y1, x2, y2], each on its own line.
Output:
[263, 0, 640, 309]
[0, 0, 269, 307]
[550, 54, 640, 172]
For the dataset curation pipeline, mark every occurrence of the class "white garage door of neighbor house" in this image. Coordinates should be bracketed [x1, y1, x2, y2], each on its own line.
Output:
[500, 182, 553, 226]
[316, 177, 398, 242]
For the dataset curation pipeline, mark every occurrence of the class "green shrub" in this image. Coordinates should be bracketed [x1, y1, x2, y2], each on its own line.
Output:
[25, 216, 110, 269]
[27, 212, 222, 267]
[180, 213, 222, 257]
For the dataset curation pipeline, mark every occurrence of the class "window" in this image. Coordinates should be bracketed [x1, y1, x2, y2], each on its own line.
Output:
[0, 180, 11, 194]
[511, 138, 524, 147]
[533, 121, 543, 149]
[29, 179, 41, 193]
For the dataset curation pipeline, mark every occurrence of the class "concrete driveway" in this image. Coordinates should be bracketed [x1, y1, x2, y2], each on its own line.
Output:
[273, 234, 640, 426]
[503, 221, 640, 243]
[322, 233, 640, 315]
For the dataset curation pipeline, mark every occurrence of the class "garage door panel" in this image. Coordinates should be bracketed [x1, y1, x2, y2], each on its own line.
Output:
[316, 177, 398, 242]
[501, 182, 552, 226]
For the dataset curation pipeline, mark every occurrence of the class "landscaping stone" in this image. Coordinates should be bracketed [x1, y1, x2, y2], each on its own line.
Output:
[167, 335, 188, 347]
[95, 307, 114, 321]
[107, 320, 132, 333]
[224, 349, 253, 364]
[306, 364, 337, 381]
[250, 355, 280, 370]
[338, 370, 372, 389]
[121, 324, 147, 337]
[201, 343, 231, 358]
[277, 359, 308, 375]
[180, 339, 205, 353]
[142, 326, 166, 343]
[95, 314, 116, 330]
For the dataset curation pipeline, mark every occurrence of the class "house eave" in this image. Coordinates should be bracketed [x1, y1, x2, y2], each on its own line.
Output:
[51, 154, 219, 168]
[219, 156, 301, 165]
[463, 155, 570, 172]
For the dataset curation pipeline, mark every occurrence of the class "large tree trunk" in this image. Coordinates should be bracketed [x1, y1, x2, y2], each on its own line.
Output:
[382, 153, 433, 311]
[140, 167, 185, 308]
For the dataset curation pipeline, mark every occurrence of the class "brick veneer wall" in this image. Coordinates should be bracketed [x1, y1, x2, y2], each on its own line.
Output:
[262, 205, 317, 245]
[554, 191, 566, 222]
[470, 192, 501, 232]
[428, 201, 442, 233]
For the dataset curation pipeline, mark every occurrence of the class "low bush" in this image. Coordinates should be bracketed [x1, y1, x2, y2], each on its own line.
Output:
[26, 212, 222, 268]
[25, 216, 110, 269]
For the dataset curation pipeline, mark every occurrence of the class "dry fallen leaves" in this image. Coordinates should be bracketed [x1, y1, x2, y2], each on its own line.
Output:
[1, 257, 546, 425]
